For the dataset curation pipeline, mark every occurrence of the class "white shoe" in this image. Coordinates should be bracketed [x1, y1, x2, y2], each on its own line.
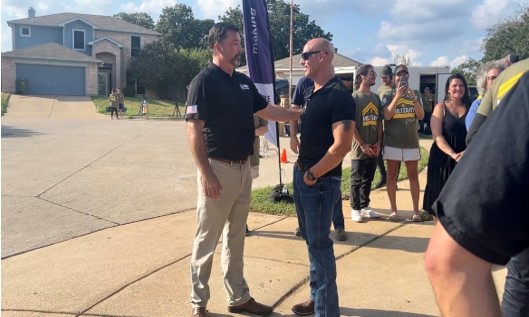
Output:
[361, 207, 380, 219]
[351, 209, 363, 222]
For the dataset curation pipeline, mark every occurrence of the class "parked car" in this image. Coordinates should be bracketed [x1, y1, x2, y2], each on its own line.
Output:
[468, 86, 478, 103]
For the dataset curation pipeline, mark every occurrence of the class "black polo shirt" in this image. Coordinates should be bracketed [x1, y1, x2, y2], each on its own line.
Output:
[298, 76, 356, 176]
[185, 64, 268, 161]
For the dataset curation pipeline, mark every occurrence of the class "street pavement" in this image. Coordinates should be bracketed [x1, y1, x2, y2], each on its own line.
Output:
[1, 95, 507, 316]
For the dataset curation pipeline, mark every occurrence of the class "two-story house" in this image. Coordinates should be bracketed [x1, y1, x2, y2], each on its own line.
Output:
[1, 8, 160, 96]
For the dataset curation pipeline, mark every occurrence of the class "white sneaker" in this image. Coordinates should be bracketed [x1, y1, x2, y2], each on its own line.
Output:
[361, 207, 380, 219]
[351, 209, 363, 222]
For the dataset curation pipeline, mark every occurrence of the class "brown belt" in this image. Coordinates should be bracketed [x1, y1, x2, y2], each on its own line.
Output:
[210, 157, 248, 165]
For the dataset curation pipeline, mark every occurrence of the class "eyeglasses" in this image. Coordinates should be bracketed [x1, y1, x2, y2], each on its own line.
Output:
[368, 71, 377, 76]
[301, 51, 327, 61]
[486, 75, 497, 81]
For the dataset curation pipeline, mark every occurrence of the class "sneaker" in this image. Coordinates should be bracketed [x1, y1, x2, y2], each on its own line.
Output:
[351, 209, 363, 222]
[360, 207, 380, 219]
[335, 228, 347, 241]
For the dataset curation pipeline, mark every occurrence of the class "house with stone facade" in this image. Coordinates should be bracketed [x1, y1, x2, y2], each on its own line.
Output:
[1, 8, 160, 96]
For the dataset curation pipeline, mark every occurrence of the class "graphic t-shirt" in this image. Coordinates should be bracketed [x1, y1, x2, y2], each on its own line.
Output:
[351, 91, 382, 159]
[382, 89, 422, 148]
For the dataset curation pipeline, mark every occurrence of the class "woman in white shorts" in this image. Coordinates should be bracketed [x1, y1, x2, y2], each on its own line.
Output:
[381, 64, 424, 221]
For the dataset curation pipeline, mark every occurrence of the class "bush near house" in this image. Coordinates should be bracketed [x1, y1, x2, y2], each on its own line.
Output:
[1, 92, 10, 115]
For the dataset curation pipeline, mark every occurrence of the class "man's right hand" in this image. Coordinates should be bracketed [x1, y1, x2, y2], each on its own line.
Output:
[201, 170, 222, 199]
[290, 137, 300, 153]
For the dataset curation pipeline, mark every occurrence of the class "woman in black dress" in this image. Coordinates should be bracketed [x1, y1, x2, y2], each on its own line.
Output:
[423, 73, 471, 217]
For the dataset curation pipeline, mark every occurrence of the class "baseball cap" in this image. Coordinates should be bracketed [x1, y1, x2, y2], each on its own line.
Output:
[394, 64, 409, 75]
[381, 65, 393, 76]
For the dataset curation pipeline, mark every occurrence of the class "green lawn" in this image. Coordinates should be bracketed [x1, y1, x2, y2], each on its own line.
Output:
[1, 92, 10, 115]
[90, 95, 185, 118]
[250, 147, 429, 216]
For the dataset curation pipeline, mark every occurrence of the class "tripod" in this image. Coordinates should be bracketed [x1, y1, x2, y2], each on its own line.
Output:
[172, 101, 182, 117]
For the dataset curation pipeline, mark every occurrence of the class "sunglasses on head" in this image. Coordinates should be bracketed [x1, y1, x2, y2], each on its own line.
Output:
[301, 51, 327, 61]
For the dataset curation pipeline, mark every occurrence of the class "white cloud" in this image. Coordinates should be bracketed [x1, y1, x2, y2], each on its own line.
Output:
[196, 0, 239, 19]
[450, 55, 471, 69]
[472, 0, 510, 29]
[121, 0, 176, 21]
[370, 57, 391, 66]
[431, 56, 450, 67]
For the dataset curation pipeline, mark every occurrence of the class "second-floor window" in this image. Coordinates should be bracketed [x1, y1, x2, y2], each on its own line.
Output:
[20, 26, 31, 37]
[73, 29, 85, 50]
[131, 36, 141, 57]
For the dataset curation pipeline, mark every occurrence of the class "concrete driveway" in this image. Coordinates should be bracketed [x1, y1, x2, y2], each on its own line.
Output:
[4, 94, 105, 119]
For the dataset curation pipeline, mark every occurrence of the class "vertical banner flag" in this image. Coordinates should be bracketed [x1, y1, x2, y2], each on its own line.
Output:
[242, 0, 278, 148]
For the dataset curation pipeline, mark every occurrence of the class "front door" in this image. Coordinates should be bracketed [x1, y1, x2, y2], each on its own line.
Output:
[97, 72, 110, 96]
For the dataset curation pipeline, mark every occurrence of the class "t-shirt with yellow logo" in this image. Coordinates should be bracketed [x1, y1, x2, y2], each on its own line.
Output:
[382, 89, 423, 149]
[351, 91, 382, 159]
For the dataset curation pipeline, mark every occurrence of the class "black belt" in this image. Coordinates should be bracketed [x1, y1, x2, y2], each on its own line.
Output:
[295, 161, 310, 172]
[210, 157, 247, 165]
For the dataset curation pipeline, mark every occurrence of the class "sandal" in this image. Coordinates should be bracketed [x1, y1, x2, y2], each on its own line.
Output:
[410, 214, 423, 222]
[388, 212, 399, 222]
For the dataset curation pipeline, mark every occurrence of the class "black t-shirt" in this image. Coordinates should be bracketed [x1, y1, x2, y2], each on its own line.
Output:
[298, 76, 356, 176]
[185, 64, 268, 161]
[433, 71, 529, 265]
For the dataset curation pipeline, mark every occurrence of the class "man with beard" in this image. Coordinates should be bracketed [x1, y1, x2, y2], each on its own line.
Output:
[185, 22, 301, 317]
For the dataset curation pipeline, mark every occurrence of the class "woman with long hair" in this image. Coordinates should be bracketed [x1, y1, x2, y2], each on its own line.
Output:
[423, 73, 471, 217]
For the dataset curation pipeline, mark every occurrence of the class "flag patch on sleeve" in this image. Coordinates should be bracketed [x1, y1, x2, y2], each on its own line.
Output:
[186, 105, 198, 114]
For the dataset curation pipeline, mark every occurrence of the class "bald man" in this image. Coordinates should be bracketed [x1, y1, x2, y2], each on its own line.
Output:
[291, 38, 355, 316]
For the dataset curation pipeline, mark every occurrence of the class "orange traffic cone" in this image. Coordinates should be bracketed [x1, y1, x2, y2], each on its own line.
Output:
[280, 148, 288, 163]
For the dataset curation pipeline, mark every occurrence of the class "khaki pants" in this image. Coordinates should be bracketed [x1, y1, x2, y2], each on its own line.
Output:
[190, 158, 252, 308]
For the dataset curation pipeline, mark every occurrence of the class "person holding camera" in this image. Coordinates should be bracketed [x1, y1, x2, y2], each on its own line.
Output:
[381, 64, 424, 222]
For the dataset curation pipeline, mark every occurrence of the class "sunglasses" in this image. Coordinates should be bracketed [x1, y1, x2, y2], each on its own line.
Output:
[301, 51, 327, 61]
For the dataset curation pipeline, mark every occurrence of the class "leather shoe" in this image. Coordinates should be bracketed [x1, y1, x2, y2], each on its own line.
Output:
[228, 297, 273, 315]
[291, 298, 314, 315]
[192, 307, 206, 317]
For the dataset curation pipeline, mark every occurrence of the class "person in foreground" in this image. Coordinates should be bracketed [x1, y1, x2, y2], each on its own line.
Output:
[185, 22, 301, 317]
[291, 38, 355, 316]
[424, 70, 529, 317]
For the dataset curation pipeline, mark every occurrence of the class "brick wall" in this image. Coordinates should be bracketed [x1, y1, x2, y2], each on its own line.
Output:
[1, 58, 16, 93]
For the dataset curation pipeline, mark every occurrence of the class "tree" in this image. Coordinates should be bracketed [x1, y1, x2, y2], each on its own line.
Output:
[451, 57, 481, 86]
[128, 41, 210, 99]
[156, 4, 215, 50]
[218, 0, 332, 62]
[114, 12, 155, 30]
[482, 6, 529, 61]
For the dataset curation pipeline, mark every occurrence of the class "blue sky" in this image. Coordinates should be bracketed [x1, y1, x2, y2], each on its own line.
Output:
[2, 0, 528, 68]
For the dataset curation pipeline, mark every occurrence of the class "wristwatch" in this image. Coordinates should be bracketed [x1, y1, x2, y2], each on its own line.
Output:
[306, 169, 317, 181]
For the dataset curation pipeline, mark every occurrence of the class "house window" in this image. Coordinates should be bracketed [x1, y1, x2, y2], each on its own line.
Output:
[20, 26, 31, 37]
[131, 36, 141, 57]
[73, 29, 85, 50]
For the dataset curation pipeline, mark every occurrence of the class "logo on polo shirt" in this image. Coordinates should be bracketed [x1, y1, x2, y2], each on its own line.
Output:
[186, 105, 198, 114]
[240, 84, 250, 90]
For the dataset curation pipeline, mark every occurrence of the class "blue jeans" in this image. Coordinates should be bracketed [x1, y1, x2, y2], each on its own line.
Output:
[332, 196, 345, 230]
[502, 247, 529, 317]
[293, 167, 340, 316]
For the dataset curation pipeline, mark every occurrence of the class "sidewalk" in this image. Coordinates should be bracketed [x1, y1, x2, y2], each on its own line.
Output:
[1, 98, 506, 316]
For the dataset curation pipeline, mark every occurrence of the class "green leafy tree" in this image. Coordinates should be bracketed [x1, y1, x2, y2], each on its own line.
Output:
[218, 0, 332, 62]
[114, 12, 155, 30]
[482, 6, 529, 61]
[128, 42, 210, 99]
[451, 57, 481, 86]
[156, 4, 215, 50]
